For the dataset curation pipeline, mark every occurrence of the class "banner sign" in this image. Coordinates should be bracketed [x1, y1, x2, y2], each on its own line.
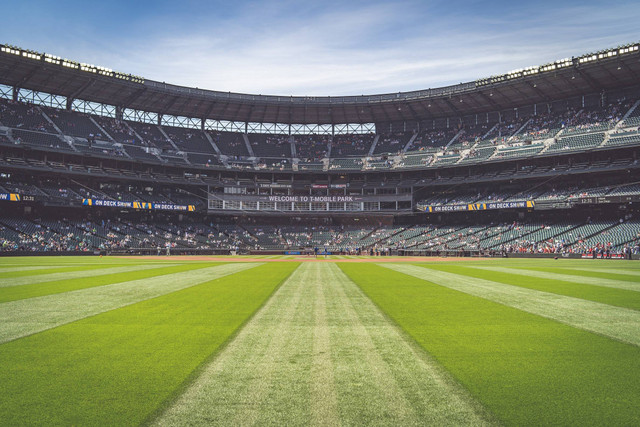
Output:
[82, 199, 195, 211]
[0, 193, 21, 202]
[575, 195, 640, 205]
[264, 195, 363, 203]
[419, 200, 534, 213]
[311, 184, 348, 189]
[257, 183, 291, 189]
[581, 253, 625, 259]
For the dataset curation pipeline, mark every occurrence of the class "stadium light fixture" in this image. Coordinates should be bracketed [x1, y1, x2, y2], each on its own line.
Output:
[0, 43, 145, 85]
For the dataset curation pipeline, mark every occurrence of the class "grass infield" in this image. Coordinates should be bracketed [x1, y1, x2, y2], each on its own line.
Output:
[0, 256, 639, 426]
[0, 261, 297, 426]
[339, 263, 640, 426]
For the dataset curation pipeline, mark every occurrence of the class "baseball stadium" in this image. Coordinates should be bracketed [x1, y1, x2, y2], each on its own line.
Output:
[1, 2, 639, 425]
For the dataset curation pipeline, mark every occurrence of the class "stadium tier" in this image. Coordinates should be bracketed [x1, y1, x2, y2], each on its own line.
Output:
[0, 43, 640, 257]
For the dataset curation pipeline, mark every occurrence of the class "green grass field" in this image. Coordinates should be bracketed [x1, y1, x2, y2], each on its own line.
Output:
[0, 256, 639, 426]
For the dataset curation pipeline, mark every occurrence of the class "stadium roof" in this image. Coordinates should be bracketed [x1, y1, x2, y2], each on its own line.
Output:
[0, 42, 639, 125]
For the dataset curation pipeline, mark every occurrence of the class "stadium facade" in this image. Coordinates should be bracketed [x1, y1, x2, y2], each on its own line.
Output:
[0, 42, 639, 257]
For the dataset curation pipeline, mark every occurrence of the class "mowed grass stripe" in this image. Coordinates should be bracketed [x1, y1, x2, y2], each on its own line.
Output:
[569, 267, 640, 277]
[0, 265, 120, 280]
[0, 263, 293, 426]
[421, 264, 640, 311]
[230, 262, 311, 426]
[0, 265, 60, 273]
[535, 266, 640, 282]
[0, 263, 257, 344]
[323, 263, 417, 425]
[157, 263, 492, 426]
[326, 263, 493, 426]
[472, 266, 640, 292]
[341, 263, 640, 426]
[0, 263, 218, 303]
[310, 264, 340, 427]
[0, 256, 168, 266]
[155, 262, 315, 426]
[385, 264, 640, 347]
[0, 263, 170, 288]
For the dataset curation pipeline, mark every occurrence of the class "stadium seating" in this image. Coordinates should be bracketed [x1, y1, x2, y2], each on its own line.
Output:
[331, 134, 374, 157]
[433, 154, 461, 165]
[209, 131, 249, 157]
[396, 153, 434, 168]
[373, 133, 411, 154]
[547, 132, 605, 152]
[0, 97, 638, 172]
[1, 90, 640, 258]
[164, 126, 216, 154]
[605, 130, 640, 147]
[250, 134, 291, 158]
[126, 121, 173, 150]
[0, 99, 55, 132]
[11, 129, 71, 151]
[407, 129, 456, 151]
[458, 146, 496, 163]
[43, 107, 104, 139]
[493, 144, 545, 159]
[294, 135, 329, 160]
[329, 158, 364, 170]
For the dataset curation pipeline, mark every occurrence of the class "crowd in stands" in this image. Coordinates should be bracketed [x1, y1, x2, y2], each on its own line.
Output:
[251, 135, 291, 158]
[561, 100, 630, 134]
[331, 134, 374, 157]
[1, 96, 639, 171]
[407, 129, 455, 151]
[2, 212, 639, 255]
[374, 132, 410, 155]
[0, 99, 53, 132]
[418, 182, 640, 207]
[94, 117, 137, 144]
[295, 135, 329, 161]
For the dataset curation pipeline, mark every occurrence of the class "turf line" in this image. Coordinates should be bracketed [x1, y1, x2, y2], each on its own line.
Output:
[0, 263, 259, 344]
[154, 263, 312, 426]
[0, 263, 221, 304]
[419, 264, 640, 311]
[329, 263, 493, 426]
[0, 266, 61, 273]
[342, 263, 640, 426]
[0, 263, 173, 288]
[156, 263, 494, 426]
[327, 263, 419, 425]
[228, 262, 308, 426]
[470, 266, 640, 292]
[310, 264, 340, 427]
[0, 263, 292, 426]
[558, 266, 640, 278]
[383, 264, 640, 347]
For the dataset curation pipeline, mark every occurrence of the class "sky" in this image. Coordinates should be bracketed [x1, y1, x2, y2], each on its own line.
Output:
[1, 0, 638, 96]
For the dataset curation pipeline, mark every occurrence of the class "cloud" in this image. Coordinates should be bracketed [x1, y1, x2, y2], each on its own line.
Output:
[2, 0, 639, 96]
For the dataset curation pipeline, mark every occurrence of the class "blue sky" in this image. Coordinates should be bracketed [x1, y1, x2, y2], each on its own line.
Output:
[2, 0, 638, 95]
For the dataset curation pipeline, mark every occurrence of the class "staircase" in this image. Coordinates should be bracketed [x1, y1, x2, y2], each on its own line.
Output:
[402, 132, 418, 152]
[444, 128, 464, 150]
[203, 131, 223, 155]
[508, 118, 532, 142]
[156, 125, 181, 152]
[367, 134, 380, 156]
